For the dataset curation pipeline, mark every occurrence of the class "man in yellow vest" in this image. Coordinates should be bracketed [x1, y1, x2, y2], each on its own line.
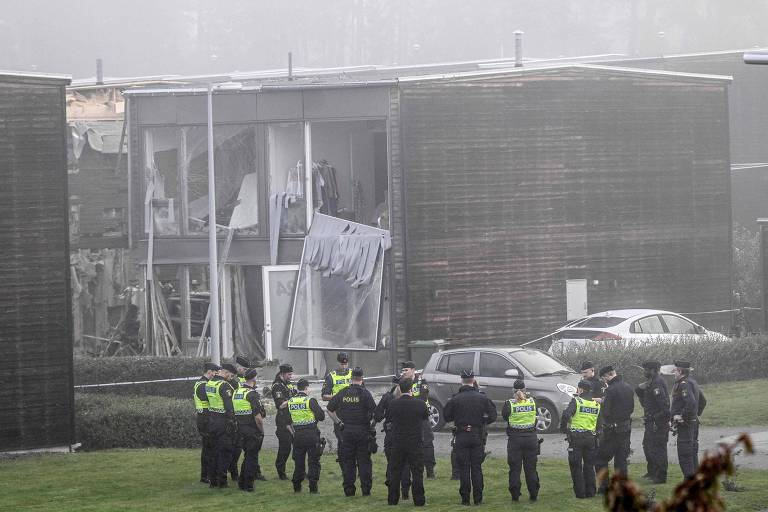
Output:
[194, 362, 220, 484]
[205, 363, 237, 488]
[501, 379, 540, 502]
[271, 363, 297, 480]
[289, 378, 326, 493]
[229, 355, 250, 482]
[322, 352, 352, 468]
[559, 380, 601, 498]
[233, 368, 266, 492]
[401, 361, 436, 478]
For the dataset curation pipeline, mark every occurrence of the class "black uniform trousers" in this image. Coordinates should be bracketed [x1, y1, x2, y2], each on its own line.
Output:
[292, 427, 322, 485]
[275, 425, 293, 474]
[676, 419, 700, 479]
[507, 431, 540, 500]
[238, 424, 264, 486]
[384, 432, 412, 496]
[567, 431, 598, 498]
[208, 415, 236, 486]
[642, 421, 669, 482]
[596, 428, 631, 490]
[422, 419, 436, 472]
[454, 430, 485, 503]
[340, 426, 373, 495]
[229, 435, 242, 479]
[196, 413, 214, 481]
[387, 440, 425, 506]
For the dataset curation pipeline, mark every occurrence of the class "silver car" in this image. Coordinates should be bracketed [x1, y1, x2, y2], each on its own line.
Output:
[421, 346, 581, 433]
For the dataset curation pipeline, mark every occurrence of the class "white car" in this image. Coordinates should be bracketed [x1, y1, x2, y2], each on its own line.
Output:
[548, 309, 729, 354]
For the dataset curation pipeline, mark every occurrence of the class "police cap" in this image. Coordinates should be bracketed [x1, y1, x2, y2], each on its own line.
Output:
[297, 378, 310, 390]
[401, 360, 416, 369]
[337, 352, 349, 363]
[351, 367, 364, 378]
[642, 361, 661, 370]
[235, 355, 251, 367]
[204, 363, 221, 372]
[598, 365, 615, 377]
[244, 368, 259, 381]
[580, 360, 595, 371]
[513, 379, 526, 390]
[460, 368, 474, 379]
[578, 380, 592, 391]
[221, 363, 238, 374]
[674, 360, 692, 369]
[279, 364, 294, 373]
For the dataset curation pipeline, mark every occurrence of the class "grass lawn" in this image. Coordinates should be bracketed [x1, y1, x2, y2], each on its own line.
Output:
[1, 449, 766, 511]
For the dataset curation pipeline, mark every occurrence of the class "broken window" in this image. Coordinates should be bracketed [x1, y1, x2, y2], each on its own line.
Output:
[144, 127, 180, 235]
[268, 123, 306, 236]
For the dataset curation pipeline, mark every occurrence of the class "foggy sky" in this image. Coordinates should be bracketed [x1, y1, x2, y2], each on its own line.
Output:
[1, 0, 767, 79]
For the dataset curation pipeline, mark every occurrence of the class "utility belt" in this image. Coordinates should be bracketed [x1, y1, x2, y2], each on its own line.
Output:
[602, 419, 631, 431]
[456, 424, 482, 433]
[208, 407, 227, 415]
[293, 423, 319, 431]
[570, 428, 596, 434]
[507, 426, 536, 434]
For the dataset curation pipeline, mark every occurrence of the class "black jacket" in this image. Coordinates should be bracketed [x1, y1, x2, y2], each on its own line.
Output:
[385, 395, 429, 445]
[635, 374, 670, 425]
[327, 383, 376, 427]
[671, 376, 706, 420]
[601, 375, 634, 428]
[271, 376, 296, 427]
[443, 385, 498, 431]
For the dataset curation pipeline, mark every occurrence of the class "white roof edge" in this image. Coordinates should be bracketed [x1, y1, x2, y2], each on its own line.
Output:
[0, 70, 71, 81]
[576, 64, 732, 82]
[601, 47, 768, 63]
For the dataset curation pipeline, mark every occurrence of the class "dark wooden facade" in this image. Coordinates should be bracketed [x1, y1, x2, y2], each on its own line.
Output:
[0, 72, 73, 451]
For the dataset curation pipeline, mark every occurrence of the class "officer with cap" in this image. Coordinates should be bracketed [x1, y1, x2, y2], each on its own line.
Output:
[635, 361, 670, 483]
[271, 363, 297, 480]
[288, 378, 326, 493]
[580, 361, 605, 400]
[443, 369, 498, 506]
[322, 352, 353, 468]
[235, 355, 251, 387]
[229, 356, 251, 481]
[595, 365, 634, 493]
[560, 380, 601, 498]
[205, 363, 237, 488]
[233, 368, 266, 492]
[194, 362, 220, 483]
[401, 360, 437, 479]
[501, 379, 540, 502]
[327, 367, 377, 496]
[375, 375, 412, 500]
[671, 360, 707, 479]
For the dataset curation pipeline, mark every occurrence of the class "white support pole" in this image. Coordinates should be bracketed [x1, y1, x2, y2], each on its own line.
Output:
[207, 85, 221, 365]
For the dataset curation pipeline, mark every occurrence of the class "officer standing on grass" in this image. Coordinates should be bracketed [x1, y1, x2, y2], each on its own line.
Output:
[271, 363, 297, 480]
[580, 361, 605, 400]
[322, 352, 353, 468]
[288, 378, 326, 494]
[560, 380, 601, 499]
[502, 379, 540, 502]
[385, 378, 429, 506]
[327, 367, 377, 496]
[205, 363, 237, 488]
[443, 369, 498, 506]
[233, 368, 266, 492]
[595, 365, 634, 494]
[635, 360, 670, 484]
[229, 355, 251, 482]
[671, 360, 707, 479]
[400, 361, 437, 479]
[374, 375, 412, 501]
[194, 362, 220, 484]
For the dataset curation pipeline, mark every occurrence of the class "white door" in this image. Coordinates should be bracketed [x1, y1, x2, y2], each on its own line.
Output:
[566, 279, 588, 320]
[262, 265, 315, 375]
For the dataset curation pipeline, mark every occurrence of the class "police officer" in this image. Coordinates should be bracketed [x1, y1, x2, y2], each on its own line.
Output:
[375, 375, 412, 500]
[560, 380, 601, 498]
[229, 356, 250, 481]
[233, 368, 266, 492]
[400, 361, 437, 479]
[271, 363, 297, 480]
[322, 352, 353, 468]
[194, 362, 220, 483]
[385, 378, 429, 506]
[234, 355, 250, 387]
[502, 379, 540, 502]
[443, 369, 498, 506]
[580, 361, 605, 400]
[671, 360, 707, 479]
[327, 367, 377, 496]
[595, 365, 634, 493]
[635, 360, 670, 484]
[204, 363, 237, 488]
[288, 378, 326, 493]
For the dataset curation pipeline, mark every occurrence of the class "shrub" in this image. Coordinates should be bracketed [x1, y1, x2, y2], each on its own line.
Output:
[75, 393, 199, 450]
[556, 335, 768, 386]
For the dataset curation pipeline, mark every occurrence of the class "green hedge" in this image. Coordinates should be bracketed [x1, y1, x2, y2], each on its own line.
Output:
[75, 393, 199, 450]
[556, 335, 768, 386]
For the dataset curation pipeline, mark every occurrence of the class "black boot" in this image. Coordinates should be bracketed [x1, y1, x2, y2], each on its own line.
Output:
[426, 467, 436, 479]
[309, 481, 318, 494]
[278, 471, 288, 481]
[293, 481, 302, 493]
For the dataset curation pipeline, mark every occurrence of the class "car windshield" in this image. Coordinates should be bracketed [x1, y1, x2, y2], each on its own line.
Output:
[571, 316, 627, 328]
[508, 349, 575, 377]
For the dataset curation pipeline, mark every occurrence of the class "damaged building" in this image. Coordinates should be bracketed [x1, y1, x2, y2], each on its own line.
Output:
[121, 62, 733, 375]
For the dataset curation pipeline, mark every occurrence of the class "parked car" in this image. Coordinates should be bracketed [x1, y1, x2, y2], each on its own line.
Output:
[548, 309, 729, 354]
[421, 347, 581, 433]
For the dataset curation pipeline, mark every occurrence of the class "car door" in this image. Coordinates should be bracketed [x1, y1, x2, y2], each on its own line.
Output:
[432, 351, 477, 403]
[475, 351, 521, 409]
[628, 314, 667, 344]
[659, 314, 698, 342]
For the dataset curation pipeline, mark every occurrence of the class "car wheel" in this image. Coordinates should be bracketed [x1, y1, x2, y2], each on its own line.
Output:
[535, 400, 560, 434]
[428, 401, 446, 432]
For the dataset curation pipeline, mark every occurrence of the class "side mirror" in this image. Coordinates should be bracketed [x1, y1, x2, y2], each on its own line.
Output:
[504, 368, 521, 378]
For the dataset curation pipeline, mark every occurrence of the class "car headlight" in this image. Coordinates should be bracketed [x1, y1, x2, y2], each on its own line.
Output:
[557, 383, 577, 396]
